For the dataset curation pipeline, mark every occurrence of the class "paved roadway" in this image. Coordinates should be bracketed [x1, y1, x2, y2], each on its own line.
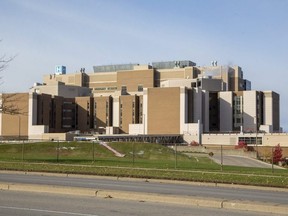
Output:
[0, 190, 282, 216]
[210, 154, 280, 168]
[0, 172, 287, 205]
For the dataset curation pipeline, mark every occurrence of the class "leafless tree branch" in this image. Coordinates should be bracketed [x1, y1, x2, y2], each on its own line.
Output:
[0, 40, 20, 115]
[0, 54, 16, 73]
[0, 94, 23, 115]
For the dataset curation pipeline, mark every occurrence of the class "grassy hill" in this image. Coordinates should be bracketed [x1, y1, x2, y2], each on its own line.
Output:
[0, 141, 287, 187]
[0, 141, 218, 169]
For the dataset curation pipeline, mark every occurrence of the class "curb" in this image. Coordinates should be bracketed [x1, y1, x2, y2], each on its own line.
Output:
[0, 182, 287, 215]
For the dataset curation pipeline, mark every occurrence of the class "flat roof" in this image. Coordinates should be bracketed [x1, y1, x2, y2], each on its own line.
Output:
[93, 63, 139, 73]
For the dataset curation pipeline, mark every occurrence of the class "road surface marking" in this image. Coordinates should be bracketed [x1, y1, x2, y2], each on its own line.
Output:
[0, 205, 99, 216]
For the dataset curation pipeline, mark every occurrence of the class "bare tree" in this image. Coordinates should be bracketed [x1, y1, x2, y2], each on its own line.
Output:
[0, 40, 15, 74]
[0, 94, 22, 114]
[0, 55, 13, 74]
[0, 41, 19, 114]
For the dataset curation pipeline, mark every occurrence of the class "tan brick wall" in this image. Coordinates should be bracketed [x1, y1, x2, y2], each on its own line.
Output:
[1, 93, 29, 138]
[53, 96, 64, 133]
[94, 96, 112, 131]
[89, 73, 117, 83]
[37, 94, 52, 126]
[157, 69, 185, 80]
[147, 87, 180, 134]
[119, 95, 138, 133]
[272, 92, 280, 131]
[117, 69, 154, 92]
[75, 97, 92, 132]
[43, 73, 85, 87]
[89, 73, 117, 92]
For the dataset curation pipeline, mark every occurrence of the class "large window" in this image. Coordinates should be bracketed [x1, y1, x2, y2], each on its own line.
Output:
[138, 85, 143, 92]
[107, 86, 117, 90]
[95, 87, 106, 91]
[121, 86, 127, 94]
[238, 137, 262, 145]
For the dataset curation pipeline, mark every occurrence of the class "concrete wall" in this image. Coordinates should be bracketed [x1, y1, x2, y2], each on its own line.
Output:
[201, 78, 222, 91]
[58, 85, 90, 98]
[113, 96, 120, 127]
[232, 66, 244, 91]
[243, 91, 257, 132]
[180, 87, 186, 134]
[160, 79, 194, 88]
[129, 124, 144, 135]
[31, 82, 90, 98]
[202, 134, 238, 145]
[28, 93, 39, 138]
[263, 91, 280, 132]
[41, 133, 75, 141]
[183, 122, 202, 144]
[28, 125, 49, 140]
[262, 133, 288, 146]
[43, 73, 84, 87]
[106, 127, 119, 135]
[201, 133, 288, 147]
[203, 91, 210, 132]
[192, 88, 203, 124]
[219, 91, 233, 132]
[143, 89, 148, 134]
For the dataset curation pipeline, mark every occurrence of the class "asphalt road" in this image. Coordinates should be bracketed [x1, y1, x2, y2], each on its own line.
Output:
[0, 190, 282, 216]
[210, 154, 278, 168]
[0, 172, 287, 205]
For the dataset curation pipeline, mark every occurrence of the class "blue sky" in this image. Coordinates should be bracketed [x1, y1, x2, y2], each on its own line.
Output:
[1, 0, 288, 131]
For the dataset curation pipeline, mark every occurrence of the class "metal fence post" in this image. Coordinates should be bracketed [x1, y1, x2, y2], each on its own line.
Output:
[272, 147, 274, 173]
[92, 141, 95, 162]
[175, 142, 177, 169]
[221, 145, 223, 171]
[21, 140, 24, 163]
[133, 141, 135, 166]
[57, 140, 60, 163]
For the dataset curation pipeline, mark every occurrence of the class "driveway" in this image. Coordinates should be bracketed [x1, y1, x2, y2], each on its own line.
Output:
[210, 154, 283, 169]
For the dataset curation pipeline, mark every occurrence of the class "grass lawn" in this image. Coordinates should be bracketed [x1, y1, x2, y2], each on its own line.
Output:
[0, 141, 287, 187]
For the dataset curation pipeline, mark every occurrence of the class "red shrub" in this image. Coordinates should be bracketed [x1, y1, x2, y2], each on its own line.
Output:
[235, 141, 247, 150]
[273, 144, 283, 164]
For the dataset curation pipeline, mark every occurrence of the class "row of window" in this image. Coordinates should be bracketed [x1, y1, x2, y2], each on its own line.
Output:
[94, 85, 144, 92]
[238, 137, 262, 145]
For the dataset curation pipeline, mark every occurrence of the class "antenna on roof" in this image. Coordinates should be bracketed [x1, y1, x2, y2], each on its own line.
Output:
[211, 61, 218, 66]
